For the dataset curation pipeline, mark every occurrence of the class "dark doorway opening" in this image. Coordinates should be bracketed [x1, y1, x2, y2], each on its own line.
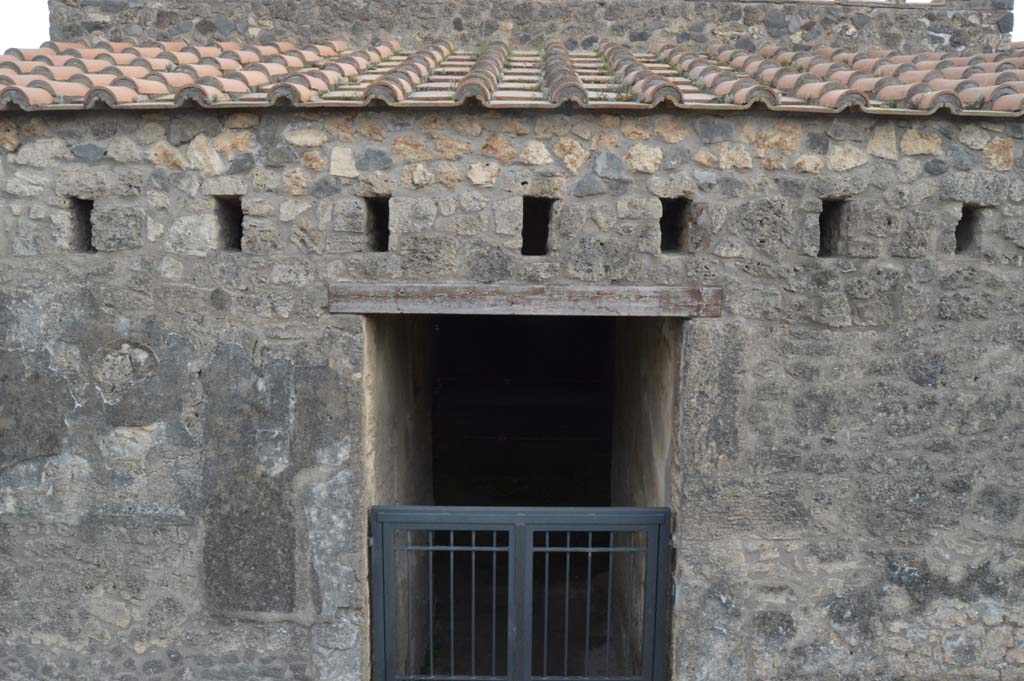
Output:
[366, 314, 680, 510]
[365, 314, 680, 681]
[431, 316, 613, 507]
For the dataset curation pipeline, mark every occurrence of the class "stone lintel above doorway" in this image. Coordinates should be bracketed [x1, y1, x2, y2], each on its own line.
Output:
[328, 283, 722, 317]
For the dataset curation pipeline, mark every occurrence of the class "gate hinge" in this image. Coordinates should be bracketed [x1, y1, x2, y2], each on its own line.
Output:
[368, 536, 374, 548]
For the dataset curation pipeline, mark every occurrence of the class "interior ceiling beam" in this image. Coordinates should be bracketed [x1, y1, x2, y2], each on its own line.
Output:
[328, 283, 722, 317]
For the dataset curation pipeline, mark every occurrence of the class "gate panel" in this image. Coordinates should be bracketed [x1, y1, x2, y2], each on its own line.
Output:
[371, 508, 671, 681]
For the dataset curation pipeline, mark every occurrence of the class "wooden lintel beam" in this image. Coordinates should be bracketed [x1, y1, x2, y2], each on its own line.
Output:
[328, 283, 722, 318]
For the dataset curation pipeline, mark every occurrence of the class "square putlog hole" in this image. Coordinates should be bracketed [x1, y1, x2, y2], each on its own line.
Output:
[69, 197, 96, 253]
[522, 197, 554, 256]
[366, 196, 390, 253]
[660, 197, 691, 253]
[818, 199, 847, 257]
[215, 196, 244, 251]
[956, 204, 980, 254]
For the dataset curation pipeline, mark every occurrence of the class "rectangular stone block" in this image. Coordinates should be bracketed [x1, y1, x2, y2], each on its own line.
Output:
[166, 214, 218, 255]
[91, 204, 146, 251]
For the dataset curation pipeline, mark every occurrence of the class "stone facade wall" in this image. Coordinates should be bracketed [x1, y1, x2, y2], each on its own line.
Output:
[1, 105, 1024, 680]
[48, 0, 1012, 51]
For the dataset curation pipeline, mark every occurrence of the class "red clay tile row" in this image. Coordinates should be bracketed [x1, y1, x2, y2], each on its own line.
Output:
[364, 41, 453, 104]
[2, 37, 1024, 115]
[543, 42, 589, 105]
[601, 42, 684, 105]
[456, 42, 510, 104]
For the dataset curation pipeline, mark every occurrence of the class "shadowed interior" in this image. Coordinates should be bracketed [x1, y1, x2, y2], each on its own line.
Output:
[367, 314, 681, 679]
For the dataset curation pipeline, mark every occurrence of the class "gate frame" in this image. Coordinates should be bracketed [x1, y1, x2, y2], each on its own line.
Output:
[370, 506, 672, 681]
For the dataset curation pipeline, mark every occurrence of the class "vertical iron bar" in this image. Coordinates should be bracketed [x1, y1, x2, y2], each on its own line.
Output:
[543, 531, 550, 677]
[406, 530, 413, 676]
[563, 532, 570, 678]
[628, 532, 636, 674]
[492, 531, 497, 677]
[605, 532, 614, 676]
[450, 530, 455, 678]
[511, 523, 529, 681]
[429, 530, 435, 677]
[471, 530, 476, 679]
[369, 511, 387, 681]
[584, 531, 593, 676]
[651, 516, 673, 681]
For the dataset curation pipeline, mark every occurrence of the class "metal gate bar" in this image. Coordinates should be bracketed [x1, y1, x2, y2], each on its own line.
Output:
[370, 507, 671, 681]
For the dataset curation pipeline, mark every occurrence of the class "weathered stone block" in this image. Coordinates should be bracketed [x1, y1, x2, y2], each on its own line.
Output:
[390, 196, 437, 233]
[240, 217, 284, 254]
[493, 196, 523, 236]
[165, 214, 218, 255]
[92, 204, 146, 251]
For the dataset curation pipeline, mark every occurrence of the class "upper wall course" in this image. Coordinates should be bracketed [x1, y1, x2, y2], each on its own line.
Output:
[47, 0, 1013, 53]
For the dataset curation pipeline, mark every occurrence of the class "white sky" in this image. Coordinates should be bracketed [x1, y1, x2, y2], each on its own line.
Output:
[0, 0, 1021, 47]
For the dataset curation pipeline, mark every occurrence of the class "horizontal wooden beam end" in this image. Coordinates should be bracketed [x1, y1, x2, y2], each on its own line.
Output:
[328, 283, 722, 318]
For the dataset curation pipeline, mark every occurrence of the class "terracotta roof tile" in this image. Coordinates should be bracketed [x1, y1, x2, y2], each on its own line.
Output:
[1, 37, 1024, 115]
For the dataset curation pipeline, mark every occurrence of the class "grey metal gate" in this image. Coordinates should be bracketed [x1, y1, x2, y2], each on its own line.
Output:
[370, 507, 671, 681]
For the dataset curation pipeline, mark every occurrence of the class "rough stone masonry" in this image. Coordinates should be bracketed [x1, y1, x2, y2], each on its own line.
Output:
[1, 0, 1024, 679]
[1, 103, 1023, 679]
[50, 0, 1013, 52]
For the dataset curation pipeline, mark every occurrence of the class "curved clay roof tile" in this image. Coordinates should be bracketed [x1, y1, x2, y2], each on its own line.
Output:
[98, 52, 138, 66]
[226, 70, 271, 88]
[270, 54, 306, 69]
[222, 50, 259, 65]
[290, 49, 322, 64]
[64, 47, 108, 59]
[990, 92, 1024, 111]
[150, 72, 197, 89]
[252, 45, 282, 57]
[6, 48, 57, 60]
[84, 85, 140, 107]
[155, 41, 188, 52]
[179, 63, 224, 80]
[30, 79, 89, 99]
[775, 72, 816, 91]
[284, 73, 329, 92]
[542, 42, 589, 105]
[0, 85, 55, 109]
[185, 45, 225, 59]
[794, 80, 839, 101]
[0, 73, 39, 87]
[364, 78, 407, 103]
[268, 81, 315, 106]
[199, 77, 252, 95]
[113, 77, 171, 96]
[68, 73, 118, 87]
[162, 51, 201, 66]
[125, 46, 164, 59]
[732, 84, 779, 107]
[874, 82, 929, 104]
[326, 60, 359, 79]
[456, 41, 509, 104]
[41, 42, 82, 52]
[199, 57, 243, 71]
[911, 91, 962, 113]
[995, 70, 1024, 83]
[30, 65, 81, 80]
[816, 88, 869, 111]
[174, 84, 231, 107]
